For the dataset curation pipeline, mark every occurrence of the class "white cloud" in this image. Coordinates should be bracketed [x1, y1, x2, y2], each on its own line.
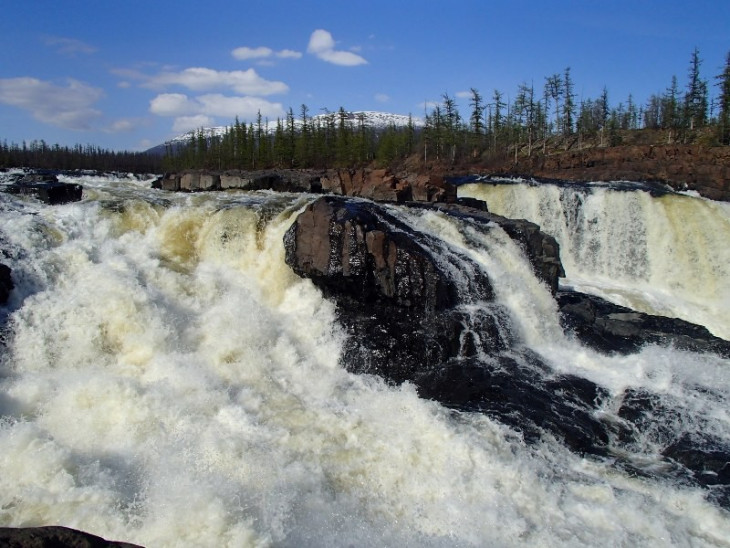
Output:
[0, 77, 103, 130]
[144, 67, 288, 95]
[173, 115, 216, 133]
[150, 92, 286, 133]
[276, 49, 302, 59]
[195, 94, 285, 119]
[107, 119, 135, 132]
[375, 93, 390, 103]
[44, 36, 96, 56]
[231, 46, 273, 60]
[307, 29, 367, 66]
[232, 46, 303, 62]
[149, 93, 197, 116]
[455, 91, 472, 99]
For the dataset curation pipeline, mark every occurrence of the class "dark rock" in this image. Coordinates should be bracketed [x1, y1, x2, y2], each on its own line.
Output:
[284, 196, 730, 505]
[0, 526, 143, 547]
[3, 173, 82, 204]
[0, 262, 12, 305]
[616, 388, 730, 507]
[406, 201, 565, 294]
[284, 196, 610, 455]
[557, 291, 730, 356]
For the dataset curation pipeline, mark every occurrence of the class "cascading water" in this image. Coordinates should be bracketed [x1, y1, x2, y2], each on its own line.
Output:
[458, 179, 730, 340]
[0, 172, 729, 547]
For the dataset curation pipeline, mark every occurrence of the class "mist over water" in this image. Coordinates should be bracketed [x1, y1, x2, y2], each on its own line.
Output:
[0, 173, 729, 546]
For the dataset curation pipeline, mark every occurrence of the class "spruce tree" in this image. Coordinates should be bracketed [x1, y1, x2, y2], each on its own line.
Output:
[717, 51, 730, 144]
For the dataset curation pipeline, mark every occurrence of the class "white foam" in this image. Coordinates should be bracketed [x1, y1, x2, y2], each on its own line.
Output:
[0, 178, 729, 546]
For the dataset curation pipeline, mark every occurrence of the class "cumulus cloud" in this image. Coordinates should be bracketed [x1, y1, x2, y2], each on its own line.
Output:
[0, 77, 103, 130]
[144, 67, 288, 95]
[231, 46, 274, 60]
[232, 46, 303, 62]
[149, 93, 198, 116]
[276, 49, 302, 59]
[149, 92, 286, 133]
[44, 36, 97, 56]
[173, 115, 216, 133]
[307, 29, 367, 66]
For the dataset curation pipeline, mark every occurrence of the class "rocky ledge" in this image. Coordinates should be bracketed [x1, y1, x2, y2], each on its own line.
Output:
[154, 168, 456, 202]
[2, 173, 83, 204]
[284, 195, 730, 507]
[498, 144, 730, 202]
[557, 291, 730, 357]
[0, 526, 142, 547]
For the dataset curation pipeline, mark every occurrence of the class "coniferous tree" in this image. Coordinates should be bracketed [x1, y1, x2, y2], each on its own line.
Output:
[684, 47, 708, 130]
[562, 67, 575, 135]
[717, 51, 730, 144]
[545, 73, 562, 135]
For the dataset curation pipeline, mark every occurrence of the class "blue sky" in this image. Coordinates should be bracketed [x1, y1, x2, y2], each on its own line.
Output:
[1, 0, 729, 151]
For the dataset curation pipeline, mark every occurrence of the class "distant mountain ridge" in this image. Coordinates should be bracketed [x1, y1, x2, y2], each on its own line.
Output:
[146, 111, 424, 155]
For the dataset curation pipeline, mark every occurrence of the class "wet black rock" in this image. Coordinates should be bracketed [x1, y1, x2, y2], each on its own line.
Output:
[406, 200, 565, 294]
[616, 388, 730, 507]
[557, 291, 730, 357]
[3, 173, 83, 204]
[0, 262, 12, 305]
[284, 196, 610, 455]
[0, 526, 143, 547]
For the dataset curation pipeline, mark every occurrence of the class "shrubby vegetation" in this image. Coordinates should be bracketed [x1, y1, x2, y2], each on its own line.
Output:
[2, 48, 729, 174]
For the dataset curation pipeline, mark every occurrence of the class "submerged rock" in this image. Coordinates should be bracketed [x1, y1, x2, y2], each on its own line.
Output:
[0, 526, 143, 547]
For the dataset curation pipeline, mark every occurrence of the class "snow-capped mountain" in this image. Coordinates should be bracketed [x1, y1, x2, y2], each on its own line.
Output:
[148, 111, 424, 154]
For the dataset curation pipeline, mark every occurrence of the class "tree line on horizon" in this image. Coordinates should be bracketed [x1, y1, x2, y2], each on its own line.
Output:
[163, 47, 730, 172]
[2, 47, 729, 174]
[0, 140, 163, 173]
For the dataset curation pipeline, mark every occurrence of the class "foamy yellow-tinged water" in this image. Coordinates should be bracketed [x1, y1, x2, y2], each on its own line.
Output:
[459, 181, 730, 339]
[0, 173, 728, 547]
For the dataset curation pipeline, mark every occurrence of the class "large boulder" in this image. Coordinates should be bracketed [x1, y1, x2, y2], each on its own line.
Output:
[284, 196, 610, 455]
[3, 173, 82, 204]
[284, 197, 730, 507]
[557, 291, 730, 357]
[408, 200, 565, 294]
[0, 526, 142, 547]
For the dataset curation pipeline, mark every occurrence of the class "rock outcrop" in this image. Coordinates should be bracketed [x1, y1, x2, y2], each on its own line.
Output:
[155, 169, 320, 192]
[283, 196, 608, 455]
[155, 168, 458, 203]
[500, 144, 730, 202]
[0, 262, 12, 305]
[557, 291, 730, 357]
[284, 195, 730, 505]
[407, 200, 565, 294]
[0, 526, 142, 547]
[2, 173, 83, 204]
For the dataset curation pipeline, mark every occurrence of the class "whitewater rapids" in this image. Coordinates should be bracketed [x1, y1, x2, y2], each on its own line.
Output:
[459, 178, 730, 340]
[0, 172, 728, 547]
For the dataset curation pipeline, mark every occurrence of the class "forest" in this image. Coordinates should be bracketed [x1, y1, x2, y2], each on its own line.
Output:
[2, 47, 729, 174]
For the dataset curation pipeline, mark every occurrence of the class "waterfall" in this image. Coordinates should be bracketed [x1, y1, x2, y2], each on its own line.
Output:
[0, 172, 729, 547]
[459, 180, 730, 339]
